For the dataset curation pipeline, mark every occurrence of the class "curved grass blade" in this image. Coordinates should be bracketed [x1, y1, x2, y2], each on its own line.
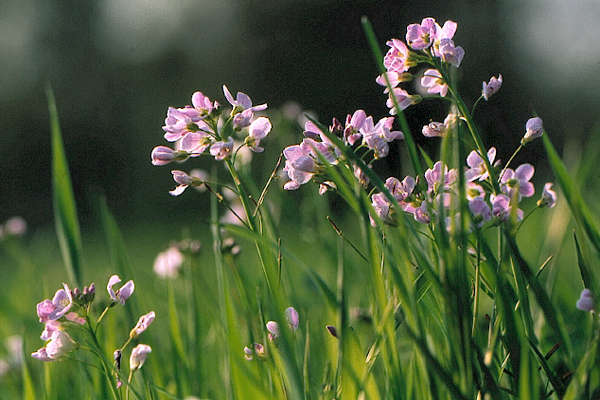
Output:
[47, 85, 83, 287]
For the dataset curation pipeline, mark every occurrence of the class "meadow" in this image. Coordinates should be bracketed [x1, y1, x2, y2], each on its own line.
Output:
[2, 15, 600, 400]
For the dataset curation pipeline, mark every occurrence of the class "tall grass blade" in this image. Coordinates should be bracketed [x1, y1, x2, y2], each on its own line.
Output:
[543, 133, 600, 258]
[47, 85, 83, 287]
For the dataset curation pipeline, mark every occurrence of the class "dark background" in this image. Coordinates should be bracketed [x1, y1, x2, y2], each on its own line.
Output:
[2, 0, 599, 229]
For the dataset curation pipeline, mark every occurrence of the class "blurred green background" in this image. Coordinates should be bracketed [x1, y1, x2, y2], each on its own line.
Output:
[2, 0, 600, 228]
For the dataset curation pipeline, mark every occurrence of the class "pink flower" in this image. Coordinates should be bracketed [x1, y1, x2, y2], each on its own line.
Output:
[191, 91, 218, 116]
[491, 194, 523, 223]
[162, 106, 202, 142]
[40, 320, 61, 341]
[130, 344, 152, 371]
[413, 202, 431, 224]
[421, 69, 448, 97]
[151, 146, 189, 166]
[376, 72, 412, 92]
[107, 275, 134, 305]
[422, 121, 446, 137]
[2, 216, 27, 237]
[36, 284, 73, 323]
[425, 161, 457, 195]
[383, 39, 413, 73]
[130, 311, 155, 338]
[437, 38, 465, 67]
[370, 192, 394, 226]
[465, 148, 497, 182]
[406, 18, 437, 50]
[32, 331, 77, 361]
[360, 117, 404, 159]
[178, 131, 214, 156]
[538, 182, 557, 208]
[169, 170, 206, 196]
[209, 137, 234, 161]
[153, 246, 184, 278]
[344, 110, 367, 145]
[501, 164, 535, 201]
[282, 144, 317, 190]
[577, 289, 595, 312]
[482, 75, 503, 101]
[285, 307, 299, 331]
[386, 87, 419, 114]
[469, 197, 492, 228]
[522, 117, 543, 145]
[223, 85, 267, 114]
[246, 117, 272, 152]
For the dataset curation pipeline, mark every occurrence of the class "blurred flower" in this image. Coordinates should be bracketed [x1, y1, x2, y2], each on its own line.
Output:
[130, 344, 152, 371]
[130, 311, 155, 338]
[107, 275, 134, 305]
[469, 197, 492, 228]
[522, 117, 544, 145]
[2, 216, 27, 237]
[37, 283, 73, 323]
[537, 182, 557, 208]
[153, 246, 184, 279]
[65, 312, 85, 325]
[491, 194, 523, 223]
[482, 75, 503, 101]
[500, 164, 535, 201]
[465, 148, 496, 182]
[386, 87, 420, 114]
[40, 320, 61, 341]
[421, 69, 448, 97]
[425, 161, 457, 196]
[285, 307, 299, 331]
[466, 182, 486, 201]
[577, 289, 595, 312]
[266, 321, 280, 337]
[413, 201, 431, 224]
[244, 343, 265, 361]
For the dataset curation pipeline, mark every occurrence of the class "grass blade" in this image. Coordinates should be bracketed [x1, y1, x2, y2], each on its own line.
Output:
[47, 85, 83, 287]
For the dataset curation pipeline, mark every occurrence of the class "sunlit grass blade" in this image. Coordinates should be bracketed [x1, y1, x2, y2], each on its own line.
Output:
[21, 351, 36, 400]
[47, 85, 83, 288]
[543, 133, 600, 258]
[574, 231, 597, 293]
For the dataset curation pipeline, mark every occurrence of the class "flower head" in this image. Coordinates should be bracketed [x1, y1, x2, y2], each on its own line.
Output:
[151, 146, 189, 166]
[246, 117, 272, 152]
[153, 246, 184, 278]
[383, 39, 413, 73]
[482, 75, 503, 101]
[465, 147, 496, 182]
[501, 164, 535, 201]
[130, 344, 152, 371]
[577, 289, 595, 312]
[37, 284, 73, 323]
[107, 275, 134, 305]
[223, 85, 267, 115]
[169, 170, 206, 196]
[469, 197, 492, 228]
[522, 117, 543, 145]
[421, 69, 448, 97]
[130, 311, 155, 338]
[537, 182, 557, 208]
[209, 137, 234, 161]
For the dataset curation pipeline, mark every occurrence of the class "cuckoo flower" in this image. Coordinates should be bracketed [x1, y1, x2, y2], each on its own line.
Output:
[169, 170, 206, 196]
[383, 39, 414, 73]
[386, 87, 420, 114]
[130, 344, 152, 371]
[522, 117, 543, 145]
[491, 194, 523, 223]
[421, 69, 448, 97]
[130, 311, 155, 338]
[425, 161, 457, 196]
[422, 121, 446, 137]
[482, 75, 503, 100]
[32, 331, 77, 361]
[210, 137, 234, 161]
[178, 130, 214, 156]
[343, 110, 367, 146]
[107, 275, 134, 305]
[406, 17, 437, 50]
[469, 197, 492, 228]
[360, 116, 404, 159]
[151, 146, 190, 166]
[37, 284, 73, 323]
[153, 246, 184, 279]
[437, 38, 465, 67]
[246, 116, 272, 152]
[465, 147, 497, 182]
[223, 85, 267, 115]
[577, 289, 595, 312]
[538, 182, 557, 208]
[501, 164, 535, 201]
[282, 142, 318, 190]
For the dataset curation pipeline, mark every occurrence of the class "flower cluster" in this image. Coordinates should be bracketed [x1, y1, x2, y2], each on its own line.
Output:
[282, 111, 404, 190]
[151, 86, 272, 196]
[32, 275, 155, 389]
[370, 117, 555, 229]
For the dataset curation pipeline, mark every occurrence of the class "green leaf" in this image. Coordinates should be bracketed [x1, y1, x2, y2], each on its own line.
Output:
[47, 85, 83, 287]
